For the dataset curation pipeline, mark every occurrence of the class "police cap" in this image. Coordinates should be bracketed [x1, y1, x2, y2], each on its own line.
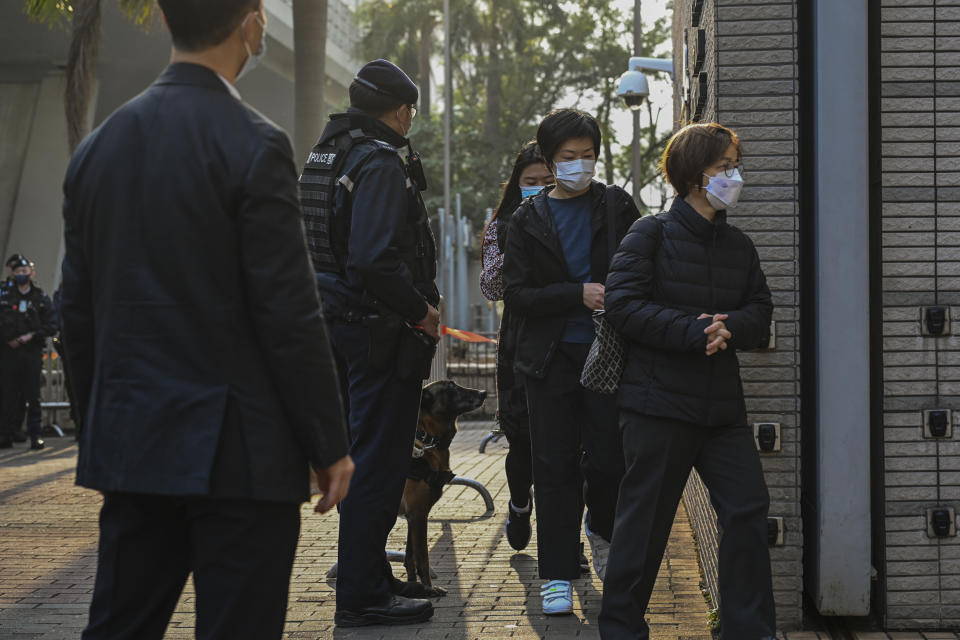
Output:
[352, 59, 419, 106]
[6, 254, 29, 269]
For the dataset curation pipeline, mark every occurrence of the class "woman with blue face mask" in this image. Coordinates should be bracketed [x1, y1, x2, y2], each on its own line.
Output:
[480, 141, 554, 557]
[598, 123, 776, 640]
[501, 109, 641, 615]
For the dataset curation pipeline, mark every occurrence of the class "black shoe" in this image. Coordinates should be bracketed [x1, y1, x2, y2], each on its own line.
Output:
[11, 432, 26, 443]
[0, 436, 12, 449]
[334, 594, 433, 627]
[579, 543, 590, 574]
[506, 500, 532, 551]
[30, 437, 44, 450]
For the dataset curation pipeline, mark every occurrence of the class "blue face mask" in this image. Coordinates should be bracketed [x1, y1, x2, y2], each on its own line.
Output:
[520, 185, 545, 199]
[13, 274, 29, 286]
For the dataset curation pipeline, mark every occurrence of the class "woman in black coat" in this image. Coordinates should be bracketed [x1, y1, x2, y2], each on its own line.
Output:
[503, 109, 639, 615]
[479, 141, 554, 552]
[598, 123, 776, 640]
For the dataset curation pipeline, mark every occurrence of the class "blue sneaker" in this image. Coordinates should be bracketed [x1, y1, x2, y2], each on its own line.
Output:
[540, 579, 573, 615]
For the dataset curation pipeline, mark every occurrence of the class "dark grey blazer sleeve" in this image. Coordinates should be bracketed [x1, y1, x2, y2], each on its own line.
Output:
[60, 189, 94, 428]
[238, 128, 349, 470]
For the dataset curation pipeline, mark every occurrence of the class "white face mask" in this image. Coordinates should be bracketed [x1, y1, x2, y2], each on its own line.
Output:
[703, 167, 744, 210]
[396, 106, 412, 137]
[236, 13, 267, 82]
[554, 158, 595, 192]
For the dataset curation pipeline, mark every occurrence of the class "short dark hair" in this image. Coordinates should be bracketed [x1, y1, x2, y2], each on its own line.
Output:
[535, 109, 602, 169]
[659, 123, 741, 198]
[158, 0, 260, 52]
[348, 82, 406, 116]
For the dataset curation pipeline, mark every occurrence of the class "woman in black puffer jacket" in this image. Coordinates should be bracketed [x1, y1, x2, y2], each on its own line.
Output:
[598, 123, 777, 640]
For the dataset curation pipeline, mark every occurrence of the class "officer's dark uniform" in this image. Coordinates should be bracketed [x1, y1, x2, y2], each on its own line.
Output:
[300, 60, 439, 621]
[0, 265, 56, 450]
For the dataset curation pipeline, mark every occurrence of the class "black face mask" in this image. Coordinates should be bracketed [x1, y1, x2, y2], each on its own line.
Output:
[13, 275, 29, 286]
[405, 144, 428, 192]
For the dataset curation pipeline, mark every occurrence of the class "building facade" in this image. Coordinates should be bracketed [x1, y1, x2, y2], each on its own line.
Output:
[0, 0, 360, 292]
[673, 0, 960, 632]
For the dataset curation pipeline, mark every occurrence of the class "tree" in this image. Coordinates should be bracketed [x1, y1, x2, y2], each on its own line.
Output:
[356, 0, 673, 225]
[356, 0, 437, 117]
[24, 0, 156, 153]
[293, 0, 328, 164]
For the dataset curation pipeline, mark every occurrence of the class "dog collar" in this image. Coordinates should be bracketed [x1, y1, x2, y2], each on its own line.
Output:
[415, 428, 442, 450]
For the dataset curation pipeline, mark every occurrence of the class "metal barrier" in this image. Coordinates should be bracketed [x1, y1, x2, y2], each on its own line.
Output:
[40, 343, 71, 437]
[442, 332, 497, 418]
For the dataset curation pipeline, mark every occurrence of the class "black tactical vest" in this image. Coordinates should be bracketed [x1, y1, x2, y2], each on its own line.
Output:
[299, 127, 374, 274]
[299, 116, 438, 304]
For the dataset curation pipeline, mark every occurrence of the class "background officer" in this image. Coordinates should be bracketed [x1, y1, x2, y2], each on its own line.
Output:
[0, 256, 55, 450]
[300, 59, 440, 628]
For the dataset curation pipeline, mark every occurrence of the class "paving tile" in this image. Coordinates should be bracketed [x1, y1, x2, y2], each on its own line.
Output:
[0, 423, 716, 639]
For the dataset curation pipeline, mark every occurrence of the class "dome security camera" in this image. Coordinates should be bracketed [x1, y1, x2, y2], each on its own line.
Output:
[617, 69, 649, 110]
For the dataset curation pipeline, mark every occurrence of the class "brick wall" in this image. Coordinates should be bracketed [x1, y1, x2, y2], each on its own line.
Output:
[673, 0, 960, 630]
[879, 1, 960, 629]
[674, 0, 804, 630]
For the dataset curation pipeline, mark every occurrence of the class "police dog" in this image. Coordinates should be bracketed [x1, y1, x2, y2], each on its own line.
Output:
[398, 380, 486, 597]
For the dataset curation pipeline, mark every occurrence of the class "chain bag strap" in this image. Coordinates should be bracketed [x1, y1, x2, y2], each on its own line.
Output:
[580, 186, 626, 394]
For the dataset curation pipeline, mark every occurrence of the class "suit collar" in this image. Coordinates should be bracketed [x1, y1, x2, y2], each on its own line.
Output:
[154, 63, 233, 96]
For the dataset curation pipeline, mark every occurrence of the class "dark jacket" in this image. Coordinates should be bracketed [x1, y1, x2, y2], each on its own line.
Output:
[503, 182, 640, 379]
[0, 282, 57, 351]
[61, 63, 349, 502]
[315, 110, 439, 322]
[604, 197, 773, 426]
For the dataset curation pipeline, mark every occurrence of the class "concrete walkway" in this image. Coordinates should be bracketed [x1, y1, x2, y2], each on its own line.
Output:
[0, 422, 715, 639]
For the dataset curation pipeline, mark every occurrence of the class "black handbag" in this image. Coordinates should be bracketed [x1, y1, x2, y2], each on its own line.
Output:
[580, 186, 626, 394]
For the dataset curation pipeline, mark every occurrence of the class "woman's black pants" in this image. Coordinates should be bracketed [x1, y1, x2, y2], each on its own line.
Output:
[498, 384, 533, 508]
[524, 342, 624, 580]
[598, 411, 776, 640]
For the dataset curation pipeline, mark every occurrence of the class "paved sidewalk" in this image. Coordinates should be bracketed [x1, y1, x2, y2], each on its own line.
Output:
[0, 422, 716, 639]
[4, 426, 958, 640]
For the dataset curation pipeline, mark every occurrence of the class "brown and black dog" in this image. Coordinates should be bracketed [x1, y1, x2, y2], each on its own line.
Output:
[398, 380, 486, 597]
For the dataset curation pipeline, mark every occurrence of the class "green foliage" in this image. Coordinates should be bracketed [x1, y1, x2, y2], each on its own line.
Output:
[707, 607, 720, 632]
[356, 0, 672, 226]
[24, 0, 156, 30]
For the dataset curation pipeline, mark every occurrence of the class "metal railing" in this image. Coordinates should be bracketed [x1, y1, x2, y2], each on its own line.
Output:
[40, 343, 71, 436]
[441, 332, 497, 418]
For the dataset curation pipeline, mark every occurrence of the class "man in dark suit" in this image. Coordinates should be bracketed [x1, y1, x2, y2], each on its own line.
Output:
[60, 1, 354, 638]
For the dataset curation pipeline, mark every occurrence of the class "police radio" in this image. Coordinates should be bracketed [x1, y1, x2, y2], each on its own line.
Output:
[406, 149, 428, 192]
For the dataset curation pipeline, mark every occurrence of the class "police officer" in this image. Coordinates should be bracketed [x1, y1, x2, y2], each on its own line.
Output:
[0, 256, 56, 450]
[300, 59, 440, 628]
[0, 254, 26, 442]
[6, 254, 26, 282]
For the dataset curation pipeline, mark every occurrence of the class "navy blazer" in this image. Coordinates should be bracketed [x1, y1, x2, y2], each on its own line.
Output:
[61, 63, 349, 502]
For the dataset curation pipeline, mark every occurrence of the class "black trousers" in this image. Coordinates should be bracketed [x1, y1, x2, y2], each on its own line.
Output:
[524, 342, 624, 579]
[82, 493, 301, 640]
[329, 321, 422, 610]
[499, 388, 533, 508]
[599, 412, 776, 640]
[0, 347, 42, 438]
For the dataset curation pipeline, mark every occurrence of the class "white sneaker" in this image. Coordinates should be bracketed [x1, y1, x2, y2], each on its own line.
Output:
[540, 579, 573, 615]
[584, 514, 610, 581]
